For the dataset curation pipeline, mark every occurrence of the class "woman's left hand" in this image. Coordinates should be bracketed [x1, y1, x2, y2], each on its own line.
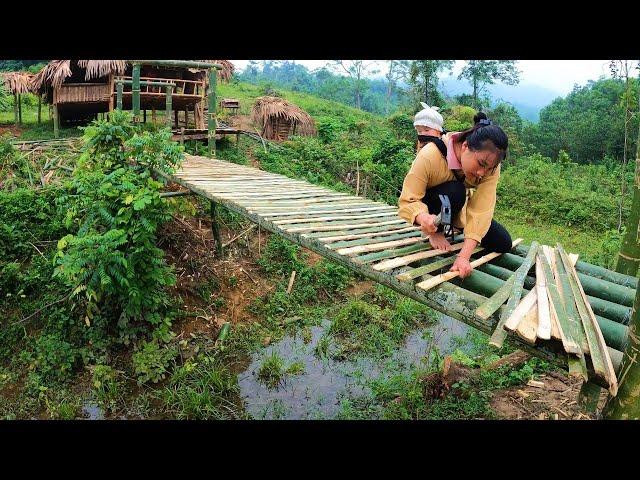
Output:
[450, 255, 472, 279]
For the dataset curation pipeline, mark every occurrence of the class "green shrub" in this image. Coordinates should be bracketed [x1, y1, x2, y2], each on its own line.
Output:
[132, 339, 178, 384]
[53, 111, 183, 343]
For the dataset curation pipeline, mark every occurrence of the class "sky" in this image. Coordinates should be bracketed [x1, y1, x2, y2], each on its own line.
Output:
[230, 60, 617, 96]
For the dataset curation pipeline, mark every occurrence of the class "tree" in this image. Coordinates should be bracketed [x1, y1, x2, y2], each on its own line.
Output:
[458, 60, 520, 109]
[407, 60, 454, 109]
[329, 61, 379, 110]
[384, 60, 409, 115]
[610, 60, 639, 232]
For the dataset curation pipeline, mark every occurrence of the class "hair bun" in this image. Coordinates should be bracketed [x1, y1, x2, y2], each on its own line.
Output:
[473, 112, 488, 124]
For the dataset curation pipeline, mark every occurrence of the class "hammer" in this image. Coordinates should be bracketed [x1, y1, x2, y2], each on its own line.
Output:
[433, 194, 454, 239]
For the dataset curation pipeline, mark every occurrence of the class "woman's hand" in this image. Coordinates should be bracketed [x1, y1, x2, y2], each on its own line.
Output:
[428, 232, 451, 251]
[415, 212, 439, 236]
[450, 255, 472, 279]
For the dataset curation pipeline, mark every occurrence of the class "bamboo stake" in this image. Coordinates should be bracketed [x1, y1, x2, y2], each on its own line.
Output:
[558, 244, 618, 395]
[516, 304, 539, 345]
[489, 241, 539, 348]
[558, 245, 606, 377]
[504, 288, 537, 331]
[538, 249, 581, 355]
[416, 239, 523, 291]
[554, 248, 590, 354]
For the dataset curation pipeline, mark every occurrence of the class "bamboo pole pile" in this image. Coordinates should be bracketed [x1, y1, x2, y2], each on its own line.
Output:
[480, 243, 618, 395]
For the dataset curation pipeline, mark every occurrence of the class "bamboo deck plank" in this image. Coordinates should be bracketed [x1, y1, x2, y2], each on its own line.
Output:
[273, 211, 400, 225]
[489, 241, 539, 348]
[318, 226, 418, 243]
[325, 230, 422, 249]
[395, 247, 483, 281]
[337, 235, 429, 255]
[354, 243, 433, 264]
[417, 239, 523, 292]
[285, 219, 406, 234]
[372, 242, 466, 272]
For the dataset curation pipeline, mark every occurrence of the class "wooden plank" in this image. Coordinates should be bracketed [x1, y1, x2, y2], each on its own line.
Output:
[395, 247, 483, 281]
[489, 241, 539, 348]
[337, 235, 429, 255]
[416, 239, 523, 292]
[372, 242, 466, 271]
[557, 244, 618, 395]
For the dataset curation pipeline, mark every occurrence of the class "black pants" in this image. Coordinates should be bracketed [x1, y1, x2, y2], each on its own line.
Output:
[422, 181, 512, 253]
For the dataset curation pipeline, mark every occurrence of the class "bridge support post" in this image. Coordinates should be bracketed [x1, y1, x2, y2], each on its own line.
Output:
[210, 200, 223, 257]
[578, 380, 602, 413]
[604, 279, 640, 419]
[615, 119, 640, 276]
[208, 68, 217, 158]
[116, 82, 123, 110]
[166, 85, 173, 128]
[132, 63, 141, 124]
[53, 104, 59, 138]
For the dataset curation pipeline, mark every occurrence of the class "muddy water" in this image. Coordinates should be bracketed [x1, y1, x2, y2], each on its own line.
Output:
[238, 314, 471, 420]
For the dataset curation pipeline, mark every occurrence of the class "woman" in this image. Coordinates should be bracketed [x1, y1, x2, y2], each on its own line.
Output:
[398, 112, 512, 279]
[413, 102, 445, 153]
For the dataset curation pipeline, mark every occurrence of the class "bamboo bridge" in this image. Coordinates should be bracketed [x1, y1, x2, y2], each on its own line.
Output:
[163, 154, 637, 389]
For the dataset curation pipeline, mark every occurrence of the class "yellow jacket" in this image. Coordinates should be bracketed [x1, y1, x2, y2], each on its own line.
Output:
[397, 133, 501, 243]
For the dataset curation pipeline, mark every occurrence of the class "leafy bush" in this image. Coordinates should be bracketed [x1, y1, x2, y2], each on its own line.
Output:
[53, 111, 184, 343]
[21, 333, 79, 383]
[132, 339, 178, 384]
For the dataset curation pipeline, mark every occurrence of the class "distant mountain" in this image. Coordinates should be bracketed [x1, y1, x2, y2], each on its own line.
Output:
[438, 77, 563, 123]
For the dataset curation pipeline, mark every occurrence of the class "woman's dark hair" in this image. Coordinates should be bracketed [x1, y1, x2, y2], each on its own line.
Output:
[458, 112, 509, 163]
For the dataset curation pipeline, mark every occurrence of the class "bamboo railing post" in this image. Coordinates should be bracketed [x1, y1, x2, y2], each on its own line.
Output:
[37, 96, 42, 125]
[615, 103, 640, 276]
[53, 104, 59, 138]
[210, 200, 223, 257]
[13, 92, 18, 126]
[208, 68, 217, 158]
[116, 82, 123, 110]
[604, 278, 640, 419]
[166, 85, 173, 128]
[132, 63, 141, 123]
[18, 94, 22, 125]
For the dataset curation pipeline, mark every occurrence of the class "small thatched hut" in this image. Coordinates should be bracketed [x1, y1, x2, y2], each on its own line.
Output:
[251, 96, 316, 141]
[0, 71, 35, 125]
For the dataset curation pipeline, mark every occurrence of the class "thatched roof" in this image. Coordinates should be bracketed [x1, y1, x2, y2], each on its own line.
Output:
[32, 60, 235, 95]
[0, 71, 35, 94]
[196, 60, 235, 83]
[251, 96, 316, 139]
[77, 60, 128, 81]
